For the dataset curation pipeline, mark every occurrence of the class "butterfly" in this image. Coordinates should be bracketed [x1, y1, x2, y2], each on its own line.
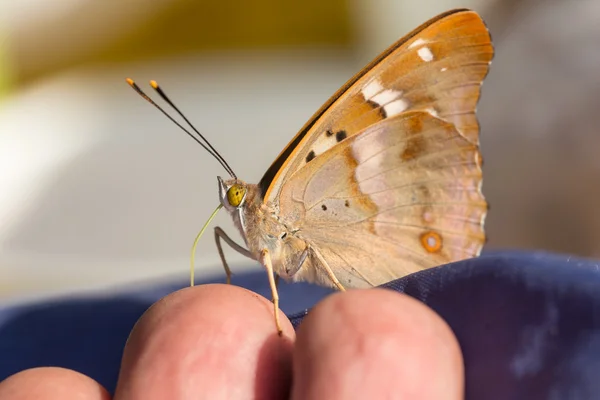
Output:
[128, 8, 493, 335]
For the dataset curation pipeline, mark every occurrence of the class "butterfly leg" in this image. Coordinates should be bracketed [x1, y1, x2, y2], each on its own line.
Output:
[259, 248, 283, 336]
[312, 247, 347, 291]
[214, 226, 252, 285]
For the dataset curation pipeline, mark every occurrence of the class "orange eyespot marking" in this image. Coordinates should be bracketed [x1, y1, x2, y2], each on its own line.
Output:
[420, 231, 443, 253]
[227, 184, 246, 207]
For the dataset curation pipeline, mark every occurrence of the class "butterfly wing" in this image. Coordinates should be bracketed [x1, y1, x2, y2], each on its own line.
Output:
[278, 111, 486, 287]
[260, 9, 493, 203]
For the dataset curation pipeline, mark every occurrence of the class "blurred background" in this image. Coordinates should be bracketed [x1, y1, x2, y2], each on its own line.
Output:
[0, 0, 599, 302]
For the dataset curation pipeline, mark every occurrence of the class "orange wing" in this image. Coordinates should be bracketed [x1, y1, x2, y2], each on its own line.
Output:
[259, 9, 493, 204]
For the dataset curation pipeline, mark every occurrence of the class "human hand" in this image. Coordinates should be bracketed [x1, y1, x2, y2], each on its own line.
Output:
[0, 284, 463, 399]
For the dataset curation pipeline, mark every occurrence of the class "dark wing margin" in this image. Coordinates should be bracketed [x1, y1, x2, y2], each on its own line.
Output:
[257, 8, 472, 199]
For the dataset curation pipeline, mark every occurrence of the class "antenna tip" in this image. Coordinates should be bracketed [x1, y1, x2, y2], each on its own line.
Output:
[150, 80, 159, 89]
[125, 77, 135, 86]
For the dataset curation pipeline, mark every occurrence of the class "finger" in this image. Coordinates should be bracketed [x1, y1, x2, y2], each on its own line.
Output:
[114, 284, 294, 400]
[0, 367, 110, 400]
[292, 289, 464, 400]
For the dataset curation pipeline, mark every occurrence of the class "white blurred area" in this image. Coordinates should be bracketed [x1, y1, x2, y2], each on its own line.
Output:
[2, 0, 600, 301]
[0, 51, 359, 300]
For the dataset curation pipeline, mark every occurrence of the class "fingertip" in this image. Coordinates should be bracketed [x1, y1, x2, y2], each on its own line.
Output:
[0, 367, 109, 400]
[293, 289, 463, 399]
[116, 284, 294, 399]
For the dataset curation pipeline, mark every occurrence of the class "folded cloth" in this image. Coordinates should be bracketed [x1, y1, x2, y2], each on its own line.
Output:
[1, 250, 599, 398]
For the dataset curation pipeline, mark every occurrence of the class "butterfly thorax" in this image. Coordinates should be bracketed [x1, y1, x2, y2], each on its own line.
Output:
[219, 177, 310, 280]
[232, 184, 284, 253]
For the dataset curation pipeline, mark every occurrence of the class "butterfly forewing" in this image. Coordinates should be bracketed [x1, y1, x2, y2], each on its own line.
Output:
[260, 9, 492, 203]
[277, 111, 486, 287]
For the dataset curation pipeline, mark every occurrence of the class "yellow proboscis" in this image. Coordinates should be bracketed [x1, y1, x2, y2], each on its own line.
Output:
[190, 204, 223, 287]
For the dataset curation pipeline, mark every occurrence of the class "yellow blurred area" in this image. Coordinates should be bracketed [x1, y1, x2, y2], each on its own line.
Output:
[0, 29, 14, 97]
[6, 0, 351, 89]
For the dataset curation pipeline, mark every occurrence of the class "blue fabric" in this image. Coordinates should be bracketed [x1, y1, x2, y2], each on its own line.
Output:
[1, 251, 600, 399]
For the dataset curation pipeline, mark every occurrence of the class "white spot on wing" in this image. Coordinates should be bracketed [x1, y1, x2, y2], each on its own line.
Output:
[417, 47, 434, 62]
[425, 107, 439, 118]
[372, 87, 400, 108]
[408, 38, 427, 49]
[362, 79, 384, 100]
[385, 99, 409, 116]
[423, 210, 434, 223]
[427, 235, 437, 247]
[311, 134, 337, 156]
[361, 78, 410, 117]
[440, 67, 448, 72]
[302, 130, 342, 164]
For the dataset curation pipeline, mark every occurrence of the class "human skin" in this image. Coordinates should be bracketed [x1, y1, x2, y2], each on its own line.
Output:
[0, 284, 464, 399]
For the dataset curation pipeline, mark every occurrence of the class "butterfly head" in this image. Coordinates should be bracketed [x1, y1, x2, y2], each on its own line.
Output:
[218, 176, 248, 211]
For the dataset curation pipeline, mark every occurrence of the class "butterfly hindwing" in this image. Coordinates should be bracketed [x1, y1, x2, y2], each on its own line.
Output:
[260, 9, 493, 203]
[276, 111, 486, 287]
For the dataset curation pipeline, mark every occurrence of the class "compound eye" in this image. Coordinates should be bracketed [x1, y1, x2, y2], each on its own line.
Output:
[227, 184, 246, 207]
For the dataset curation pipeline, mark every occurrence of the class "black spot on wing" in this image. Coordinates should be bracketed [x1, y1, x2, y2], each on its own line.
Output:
[335, 130, 347, 142]
[306, 150, 316, 163]
[326, 130, 334, 137]
[367, 99, 387, 119]
[321, 204, 327, 211]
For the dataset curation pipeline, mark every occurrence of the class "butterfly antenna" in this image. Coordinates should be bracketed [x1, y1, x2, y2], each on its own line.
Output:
[148, 80, 237, 179]
[126, 78, 237, 179]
